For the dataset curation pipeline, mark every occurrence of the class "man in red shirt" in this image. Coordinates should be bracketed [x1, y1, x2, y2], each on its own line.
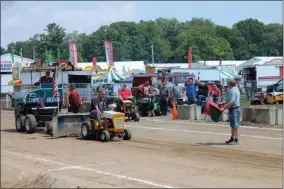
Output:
[117, 84, 133, 111]
[119, 84, 133, 100]
[66, 83, 82, 113]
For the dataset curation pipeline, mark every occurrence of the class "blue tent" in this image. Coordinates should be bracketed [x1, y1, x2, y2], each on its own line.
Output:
[119, 75, 134, 83]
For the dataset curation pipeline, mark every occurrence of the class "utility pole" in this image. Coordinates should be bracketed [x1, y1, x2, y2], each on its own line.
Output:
[151, 44, 154, 66]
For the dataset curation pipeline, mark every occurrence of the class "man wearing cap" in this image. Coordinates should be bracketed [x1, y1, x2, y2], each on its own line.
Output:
[220, 80, 240, 145]
[34, 71, 53, 85]
[66, 83, 82, 113]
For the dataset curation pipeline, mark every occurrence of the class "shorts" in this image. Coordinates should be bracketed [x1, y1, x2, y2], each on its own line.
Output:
[228, 108, 240, 128]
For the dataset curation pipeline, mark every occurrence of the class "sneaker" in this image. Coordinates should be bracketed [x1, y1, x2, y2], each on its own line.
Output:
[225, 137, 234, 144]
[232, 139, 239, 145]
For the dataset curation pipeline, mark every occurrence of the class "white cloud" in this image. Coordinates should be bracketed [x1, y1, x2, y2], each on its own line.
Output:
[1, 2, 137, 48]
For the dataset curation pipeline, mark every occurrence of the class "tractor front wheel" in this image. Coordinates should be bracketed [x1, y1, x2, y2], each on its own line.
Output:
[81, 123, 92, 140]
[44, 121, 53, 135]
[100, 130, 110, 142]
[133, 113, 140, 122]
[123, 129, 132, 140]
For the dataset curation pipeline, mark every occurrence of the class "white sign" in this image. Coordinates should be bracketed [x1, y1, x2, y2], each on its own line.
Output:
[1, 61, 12, 72]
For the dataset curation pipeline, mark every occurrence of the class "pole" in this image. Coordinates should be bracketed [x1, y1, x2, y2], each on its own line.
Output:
[56, 66, 59, 114]
[151, 44, 154, 66]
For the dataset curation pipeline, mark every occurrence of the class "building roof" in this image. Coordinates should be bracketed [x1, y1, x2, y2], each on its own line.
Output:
[236, 57, 283, 70]
[1, 53, 34, 65]
[151, 62, 210, 69]
[196, 60, 246, 67]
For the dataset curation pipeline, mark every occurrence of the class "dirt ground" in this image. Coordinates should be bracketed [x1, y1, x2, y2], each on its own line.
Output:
[1, 110, 282, 188]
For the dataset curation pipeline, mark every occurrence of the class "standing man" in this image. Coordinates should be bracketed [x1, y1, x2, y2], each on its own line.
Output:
[66, 83, 82, 113]
[184, 78, 200, 105]
[159, 82, 169, 115]
[90, 89, 106, 130]
[220, 80, 240, 144]
[169, 81, 181, 107]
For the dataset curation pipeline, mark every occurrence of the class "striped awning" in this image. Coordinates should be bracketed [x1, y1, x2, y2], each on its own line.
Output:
[220, 71, 234, 79]
[96, 69, 125, 83]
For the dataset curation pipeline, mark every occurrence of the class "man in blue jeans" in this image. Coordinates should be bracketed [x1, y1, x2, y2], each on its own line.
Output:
[90, 89, 106, 130]
[184, 78, 202, 105]
[220, 80, 240, 145]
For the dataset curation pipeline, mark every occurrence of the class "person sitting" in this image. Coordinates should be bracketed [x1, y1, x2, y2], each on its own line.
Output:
[34, 71, 53, 85]
[117, 84, 133, 111]
[208, 83, 221, 103]
[139, 81, 150, 96]
[90, 89, 106, 130]
[66, 83, 82, 113]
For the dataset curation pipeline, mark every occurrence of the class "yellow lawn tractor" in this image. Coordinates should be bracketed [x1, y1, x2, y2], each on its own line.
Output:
[265, 92, 283, 104]
[80, 111, 131, 142]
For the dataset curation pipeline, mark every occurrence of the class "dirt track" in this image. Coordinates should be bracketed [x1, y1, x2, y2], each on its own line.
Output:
[1, 110, 282, 188]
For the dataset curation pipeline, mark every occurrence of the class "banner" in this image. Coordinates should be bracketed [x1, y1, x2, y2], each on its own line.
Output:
[104, 41, 114, 66]
[92, 57, 97, 67]
[187, 46, 192, 68]
[68, 42, 78, 67]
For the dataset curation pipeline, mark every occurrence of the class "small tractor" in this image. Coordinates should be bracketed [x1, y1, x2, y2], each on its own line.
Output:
[80, 111, 131, 142]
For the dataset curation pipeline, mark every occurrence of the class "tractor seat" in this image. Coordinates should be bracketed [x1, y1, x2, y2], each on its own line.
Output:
[122, 100, 132, 104]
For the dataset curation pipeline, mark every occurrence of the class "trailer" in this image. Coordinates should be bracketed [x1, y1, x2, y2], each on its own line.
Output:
[169, 68, 221, 82]
[242, 60, 283, 101]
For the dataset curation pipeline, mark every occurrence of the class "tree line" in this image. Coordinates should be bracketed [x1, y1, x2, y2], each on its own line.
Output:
[1, 18, 283, 64]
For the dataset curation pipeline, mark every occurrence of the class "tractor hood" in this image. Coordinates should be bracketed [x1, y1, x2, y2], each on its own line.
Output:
[12, 91, 30, 100]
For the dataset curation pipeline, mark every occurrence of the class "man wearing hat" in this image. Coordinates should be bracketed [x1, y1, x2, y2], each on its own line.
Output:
[66, 83, 82, 113]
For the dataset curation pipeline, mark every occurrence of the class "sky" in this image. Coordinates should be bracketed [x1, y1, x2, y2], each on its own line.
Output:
[1, 1, 282, 48]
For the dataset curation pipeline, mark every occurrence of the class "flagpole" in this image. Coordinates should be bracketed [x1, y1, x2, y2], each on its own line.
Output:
[151, 44, 154, 67]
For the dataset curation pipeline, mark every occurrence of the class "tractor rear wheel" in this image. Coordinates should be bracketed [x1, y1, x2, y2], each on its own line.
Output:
[24, 114, 37, 134]
[15, 115, 26, 132]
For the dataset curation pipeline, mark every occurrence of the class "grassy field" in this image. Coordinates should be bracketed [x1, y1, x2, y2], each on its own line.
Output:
[240, 97, 250, 107]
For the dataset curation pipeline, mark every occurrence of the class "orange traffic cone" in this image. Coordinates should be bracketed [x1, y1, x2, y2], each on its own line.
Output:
[172, 103, 178, 120]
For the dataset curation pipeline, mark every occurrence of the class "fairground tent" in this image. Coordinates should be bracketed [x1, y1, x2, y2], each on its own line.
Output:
[96, 69, 125, 83]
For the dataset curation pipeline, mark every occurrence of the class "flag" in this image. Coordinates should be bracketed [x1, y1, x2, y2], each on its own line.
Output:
[202, 101, 222, 122]
[92, 57, 97, 67]
[11, 48, 15, 64]
[49, 50, 53, 63]
[37, 91, 46, 109]
[20, 47, 23, 62]
[53, 68, 59, 97]
[68, 42, 78, 67]
[57, 46, 60, 60]
[188, 46, 192, 68]
[104, 41, 114, 66]
[32, 46, 36, 62]
[45, 47, 48, 63]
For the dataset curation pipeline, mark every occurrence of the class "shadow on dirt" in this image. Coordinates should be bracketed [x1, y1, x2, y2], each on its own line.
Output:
[0, 129, 18, 133]
[196, 142, 229, 146]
